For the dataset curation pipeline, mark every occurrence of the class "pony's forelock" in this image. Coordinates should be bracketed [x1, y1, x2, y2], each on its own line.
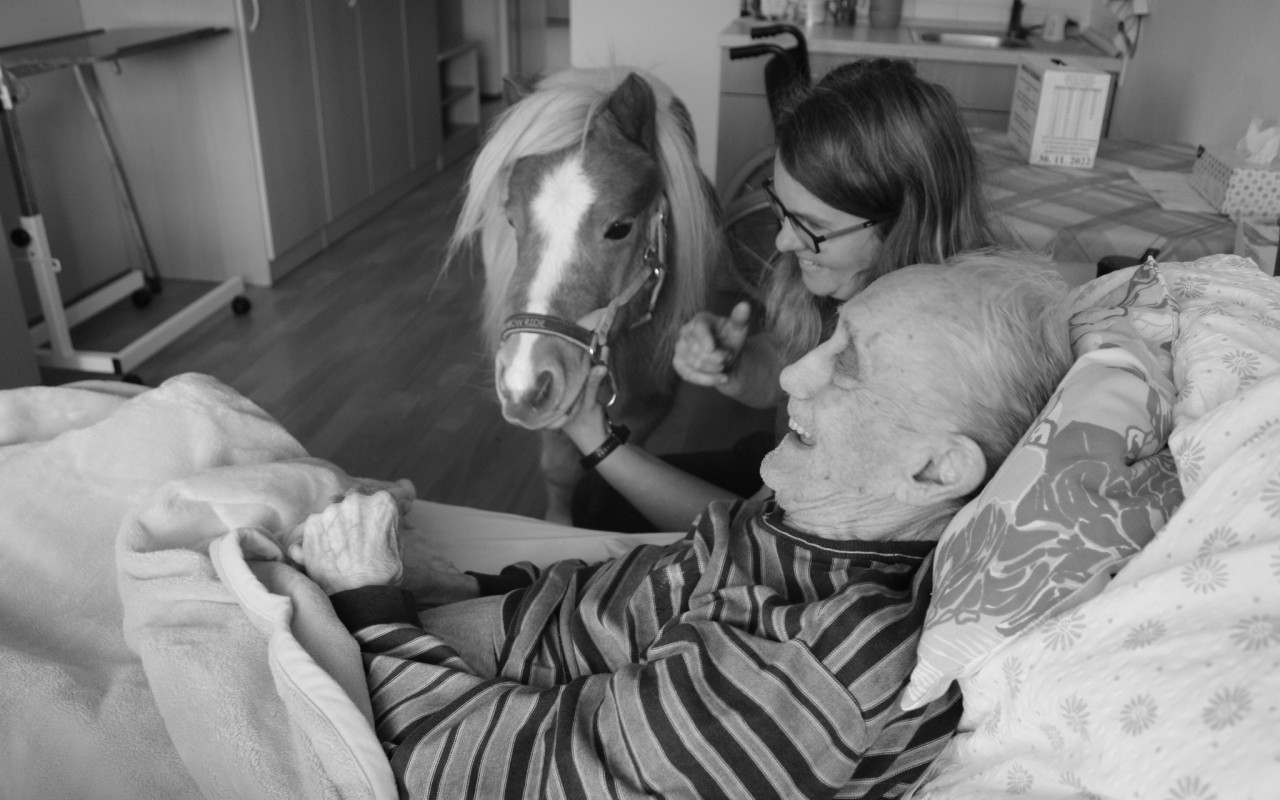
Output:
[448, 68, 724, 358]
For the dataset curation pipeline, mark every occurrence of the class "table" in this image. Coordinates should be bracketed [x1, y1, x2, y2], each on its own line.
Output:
[973, 128, 1236, 279]
[0, 27, 245, 378]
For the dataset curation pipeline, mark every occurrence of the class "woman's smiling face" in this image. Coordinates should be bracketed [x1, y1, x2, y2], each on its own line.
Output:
[770, 162, 884, 302]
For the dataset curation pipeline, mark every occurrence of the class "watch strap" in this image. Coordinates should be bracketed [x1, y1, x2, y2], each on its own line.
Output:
[579, 419, 631, 470]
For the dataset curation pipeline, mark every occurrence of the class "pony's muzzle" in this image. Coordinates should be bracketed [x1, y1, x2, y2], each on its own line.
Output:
[494, 335, 589, 429]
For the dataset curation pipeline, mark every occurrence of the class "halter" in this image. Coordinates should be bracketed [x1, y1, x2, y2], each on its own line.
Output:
[501, 195, 669, 408]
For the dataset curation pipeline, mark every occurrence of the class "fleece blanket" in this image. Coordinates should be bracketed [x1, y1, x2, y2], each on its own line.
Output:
[0, 374, 397, 800]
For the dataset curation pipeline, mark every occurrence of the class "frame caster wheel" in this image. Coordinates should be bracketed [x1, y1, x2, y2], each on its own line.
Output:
[231, 295, 252, 316]
[131, 288, 152, 308]
[121, 372, 146, 385]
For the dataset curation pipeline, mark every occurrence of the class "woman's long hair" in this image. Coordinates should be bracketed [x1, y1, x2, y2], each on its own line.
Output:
[765, 58, 997, 363]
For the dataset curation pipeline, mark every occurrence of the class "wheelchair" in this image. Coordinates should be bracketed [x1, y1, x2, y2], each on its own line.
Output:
[720, 24, 810, 299]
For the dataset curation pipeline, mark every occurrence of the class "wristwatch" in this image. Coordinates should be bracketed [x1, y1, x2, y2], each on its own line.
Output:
[579, 416, 631, 470]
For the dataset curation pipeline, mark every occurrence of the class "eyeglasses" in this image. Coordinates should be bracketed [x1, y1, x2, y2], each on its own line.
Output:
[762, 178, 879, 254]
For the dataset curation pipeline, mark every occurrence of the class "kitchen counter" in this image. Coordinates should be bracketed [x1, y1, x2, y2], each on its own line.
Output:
[719, 17, 1121, 72]
[715, 17, 1122, 193]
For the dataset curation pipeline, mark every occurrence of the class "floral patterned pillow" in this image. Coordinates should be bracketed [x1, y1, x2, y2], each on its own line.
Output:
[903, 261, 1186, 710]
[1161, 254, 1280, 496]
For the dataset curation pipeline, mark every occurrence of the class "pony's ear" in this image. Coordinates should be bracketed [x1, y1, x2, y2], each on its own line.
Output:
[605, 73, 657, 154]
[503, 74, 537, 107]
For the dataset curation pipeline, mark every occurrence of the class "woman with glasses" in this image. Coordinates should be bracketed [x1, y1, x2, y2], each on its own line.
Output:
[564, 58, 999, 532]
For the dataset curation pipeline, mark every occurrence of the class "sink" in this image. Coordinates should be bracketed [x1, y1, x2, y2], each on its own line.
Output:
[912, 30, 1031, 49]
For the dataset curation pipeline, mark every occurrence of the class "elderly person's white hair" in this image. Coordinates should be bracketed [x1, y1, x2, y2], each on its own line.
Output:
[922, 249, 1073, 500]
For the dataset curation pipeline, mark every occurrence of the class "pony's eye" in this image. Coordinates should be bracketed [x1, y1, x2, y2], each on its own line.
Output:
[604, 221, 633, 240]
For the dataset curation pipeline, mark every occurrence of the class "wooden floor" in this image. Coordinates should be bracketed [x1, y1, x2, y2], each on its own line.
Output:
[49, 154, 775, 519]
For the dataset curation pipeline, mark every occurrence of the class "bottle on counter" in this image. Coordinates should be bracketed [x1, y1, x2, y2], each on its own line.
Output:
[828, 0, 856, 25]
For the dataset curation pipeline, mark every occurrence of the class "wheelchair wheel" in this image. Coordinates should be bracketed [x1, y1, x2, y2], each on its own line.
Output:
[723, 187, 780, 301]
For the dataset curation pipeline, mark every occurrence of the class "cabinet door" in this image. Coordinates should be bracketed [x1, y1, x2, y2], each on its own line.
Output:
[914, 60, 1018, 131]
[404, 0, 442, 172]
[359, 0, 413, 194]
[243, 0, 327, 256]
[311, 0, 372, 220]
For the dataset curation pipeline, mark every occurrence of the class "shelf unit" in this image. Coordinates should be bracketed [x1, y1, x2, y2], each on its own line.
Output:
[438, 41, 481, 168]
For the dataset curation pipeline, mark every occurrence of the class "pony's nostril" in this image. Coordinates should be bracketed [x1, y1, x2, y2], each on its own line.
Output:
[529, 370, 555, 410]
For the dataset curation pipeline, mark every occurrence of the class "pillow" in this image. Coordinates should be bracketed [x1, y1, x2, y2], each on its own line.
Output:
[1161, 254, 1280, 496]
[914, 368, 1280, 800]
[903, 260, 1184, 710]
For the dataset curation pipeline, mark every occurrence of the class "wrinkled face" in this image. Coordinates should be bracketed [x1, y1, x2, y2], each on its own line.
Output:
[760, 268, 956, 537]
[494, 124, 661, 429]
[771, 162, 883, 302]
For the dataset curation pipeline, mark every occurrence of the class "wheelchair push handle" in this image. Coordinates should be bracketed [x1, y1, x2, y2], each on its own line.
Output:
[728, 43, 791, 61]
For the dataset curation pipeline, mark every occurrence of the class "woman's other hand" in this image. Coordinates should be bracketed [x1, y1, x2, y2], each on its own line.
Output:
[673, 301, 752, 387]
[291, 490, 404, 595]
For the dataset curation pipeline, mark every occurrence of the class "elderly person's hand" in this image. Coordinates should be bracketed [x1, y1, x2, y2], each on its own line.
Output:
[290, 490, 404, 595]
[673, 301, 751, 387]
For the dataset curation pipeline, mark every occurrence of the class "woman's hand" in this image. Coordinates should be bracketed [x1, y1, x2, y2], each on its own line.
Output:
[673, 301, 752, 387]
[553, 360, 613, 454]
[290, 490, 404, 595]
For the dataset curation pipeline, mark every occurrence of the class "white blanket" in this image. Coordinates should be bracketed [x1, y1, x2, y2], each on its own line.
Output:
[0, 373, 675, 800]
[0, 374, 396, 800]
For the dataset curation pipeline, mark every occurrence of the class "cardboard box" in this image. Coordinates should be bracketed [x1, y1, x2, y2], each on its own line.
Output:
[1190, 144, 1280, 221]
[1233, 216, 1279, 277]
[1007, 55, 1112, 169]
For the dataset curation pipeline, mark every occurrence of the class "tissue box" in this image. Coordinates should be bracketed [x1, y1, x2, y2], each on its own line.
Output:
[1234, 216, 1279, 276]
[1190, 144, 1280, 221]
[1007, 55, 1112, 169]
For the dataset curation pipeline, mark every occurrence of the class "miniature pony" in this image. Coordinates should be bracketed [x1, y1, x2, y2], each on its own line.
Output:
[447, 68, 728, 522]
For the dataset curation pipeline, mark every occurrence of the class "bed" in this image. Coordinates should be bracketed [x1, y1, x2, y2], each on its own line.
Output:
[1, 252, 1277, 799]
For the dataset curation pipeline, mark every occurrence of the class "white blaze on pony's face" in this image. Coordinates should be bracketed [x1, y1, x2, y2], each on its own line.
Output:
[500, 156, 597, 397]
[493, 73, 664, 430]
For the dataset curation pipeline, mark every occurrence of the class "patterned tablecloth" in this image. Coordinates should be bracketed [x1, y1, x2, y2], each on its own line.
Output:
[973, 128, 1236, 267]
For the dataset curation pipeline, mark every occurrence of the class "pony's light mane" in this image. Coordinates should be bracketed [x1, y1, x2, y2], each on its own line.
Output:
[446, 68, 725, 362]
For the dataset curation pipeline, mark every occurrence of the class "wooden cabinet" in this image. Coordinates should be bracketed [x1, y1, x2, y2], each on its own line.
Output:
[42, 0, 446, 288]
[438, 41, 481, 168]
[406, 0, 445, 171]
[913, 59, 1019, 131]
[361, 0, 415, 195]
[242, 0, 329, 262]
[239, 0, 443, 280]
[310, 0, 370, 226]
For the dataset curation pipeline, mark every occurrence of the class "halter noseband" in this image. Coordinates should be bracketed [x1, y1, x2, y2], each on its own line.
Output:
[501, 196, 670, 408]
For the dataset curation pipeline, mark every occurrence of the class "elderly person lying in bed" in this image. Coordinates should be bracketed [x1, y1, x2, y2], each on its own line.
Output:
[293, 252, 1072, 800]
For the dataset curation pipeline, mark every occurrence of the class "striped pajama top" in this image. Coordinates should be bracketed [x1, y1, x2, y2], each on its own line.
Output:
[333, 499, 962, 800]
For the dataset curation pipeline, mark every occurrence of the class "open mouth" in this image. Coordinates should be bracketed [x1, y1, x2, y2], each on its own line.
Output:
[787, 417, 816, 447]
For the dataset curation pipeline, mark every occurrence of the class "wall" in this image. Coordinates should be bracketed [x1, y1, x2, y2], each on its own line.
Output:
[569, 0, 740, 176]
[1107, 0, 1280, 147]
